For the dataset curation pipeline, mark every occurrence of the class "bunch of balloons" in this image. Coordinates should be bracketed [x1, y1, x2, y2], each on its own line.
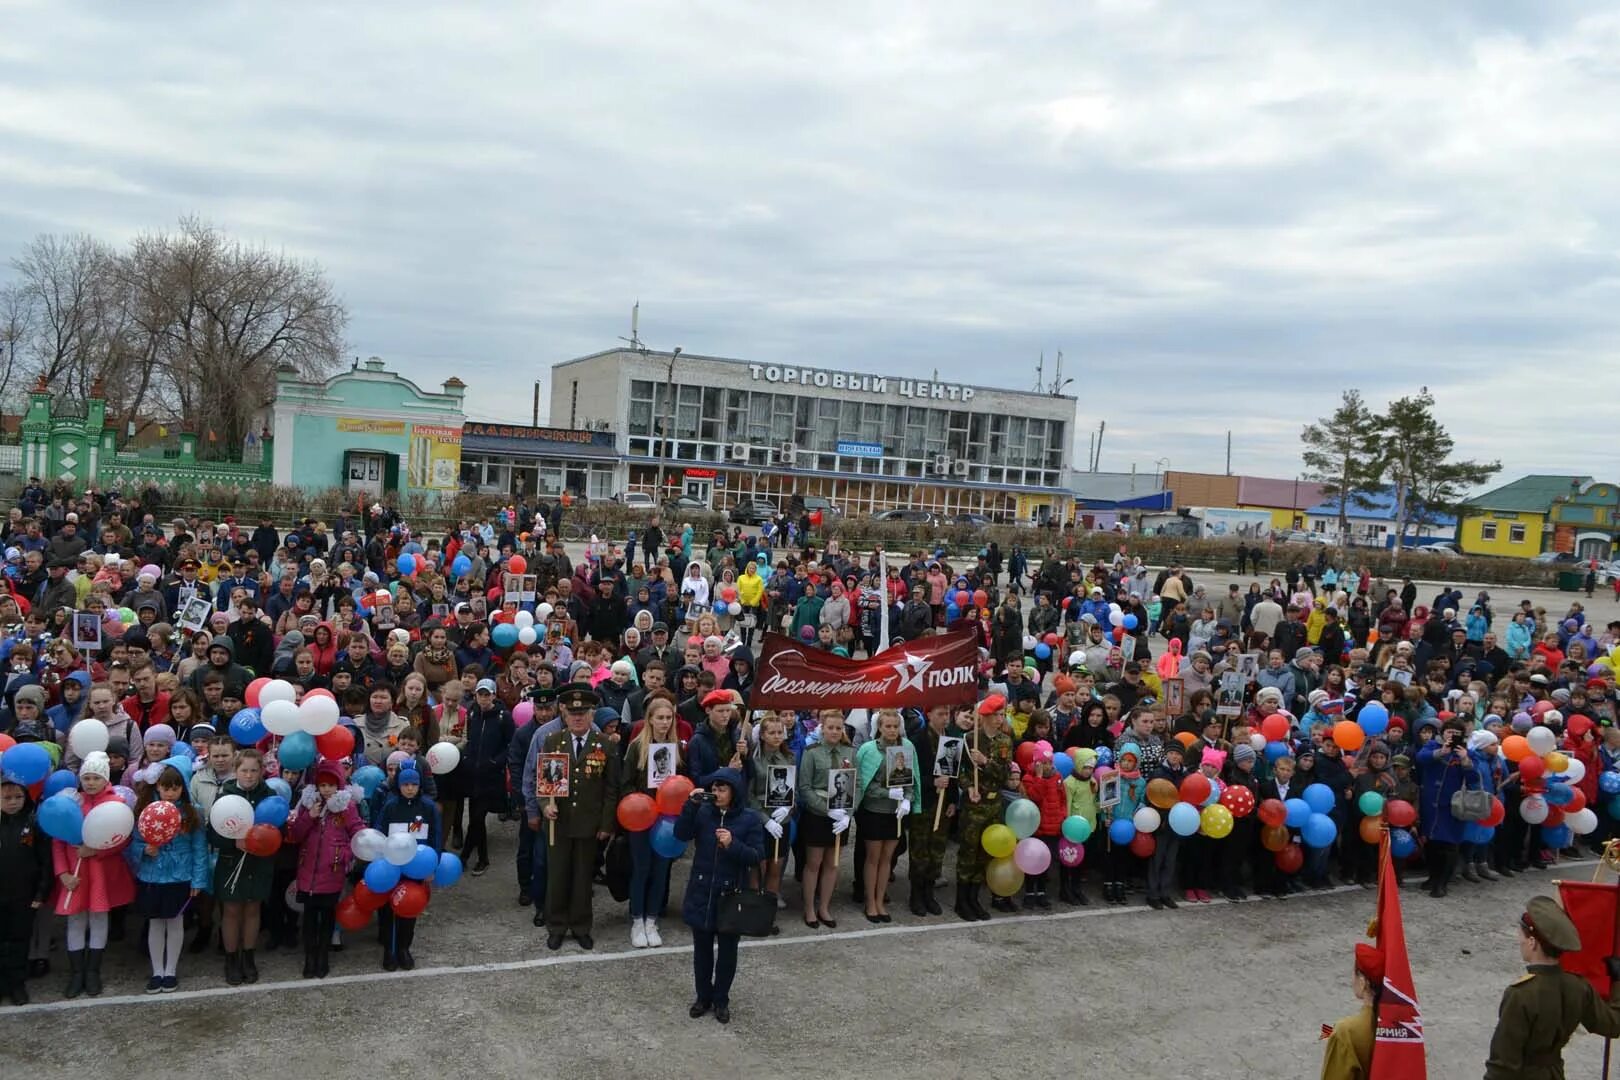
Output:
[1504, 723, 1597, 847]
[338, 829, 465, 930]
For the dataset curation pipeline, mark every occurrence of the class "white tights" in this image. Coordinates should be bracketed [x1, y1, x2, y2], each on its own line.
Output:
[147, 916, 185, 977]
[65, 911, 108, 951]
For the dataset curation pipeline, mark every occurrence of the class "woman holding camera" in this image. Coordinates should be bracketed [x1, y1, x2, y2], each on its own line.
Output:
[1415, 717, 1486, 899]
[674, 767, 762, 1025]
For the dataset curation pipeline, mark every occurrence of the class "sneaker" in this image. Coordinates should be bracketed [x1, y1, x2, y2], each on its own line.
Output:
[161, 976, 178, 993]
[631, 919, 648, 949]
[1184, 889, 1198, 904]
[1196, 889, 1213, 903]
[145, 976, 163, 995]
[645, 921, 662, 948]
[471, 861, 490, 877]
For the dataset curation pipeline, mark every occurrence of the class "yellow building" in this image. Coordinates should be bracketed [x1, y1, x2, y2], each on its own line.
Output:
[1458, 474, 1588, 558]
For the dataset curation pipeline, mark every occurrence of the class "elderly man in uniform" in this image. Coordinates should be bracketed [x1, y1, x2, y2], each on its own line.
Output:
[1484, 895, 1620, 1079]
[529, 686, 617, 951]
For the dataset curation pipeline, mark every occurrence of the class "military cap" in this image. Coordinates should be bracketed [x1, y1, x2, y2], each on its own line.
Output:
[557, 686, 600, 712]
[1523, 895, 1583, 953]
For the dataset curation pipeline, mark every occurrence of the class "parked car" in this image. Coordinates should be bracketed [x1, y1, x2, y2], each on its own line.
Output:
[727, 498, 778, 526]
[871, 508, 937, 526]
[948, 512, 993, 528]
[1531, 550, 1579, 565]
[663, 494, 709, 514]
[1277, 529, 1330, 545]
[1411, 543, 1460, 557]
[613, 491, 657, 510]
[788, 494, 843, 522]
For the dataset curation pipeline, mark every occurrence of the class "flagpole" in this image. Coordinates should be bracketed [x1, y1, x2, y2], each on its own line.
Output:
[877, 552, 890, 653]
[1604, 840, 1620, 1080]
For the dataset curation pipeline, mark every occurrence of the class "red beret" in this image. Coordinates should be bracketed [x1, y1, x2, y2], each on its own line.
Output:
[977, 693, 1007, 716]
[701, 690, 738, 709]
[1354, 943, 1385, 986]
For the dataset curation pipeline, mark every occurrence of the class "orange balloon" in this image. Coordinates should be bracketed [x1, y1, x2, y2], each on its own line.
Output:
[1175, 731, 1198, 748]
[1358, 816, 1385, 844]
[1260, 823, 1290, 852]
[1332, 720, 1365, 752]
[507, 555, 528, 575]
[1366, 628, 1379, 645]
[1501, 735, 1530, 762]
[655, 775, 695, 816]
[1146, 778, 1178, 810]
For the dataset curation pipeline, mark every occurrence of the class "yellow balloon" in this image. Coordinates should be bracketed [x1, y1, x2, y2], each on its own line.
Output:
[981, 824, 1017, 860]
[1546, 752, 1570, 775]
[1200, 803, 1234, 839]
[986, 855, 1026, 897]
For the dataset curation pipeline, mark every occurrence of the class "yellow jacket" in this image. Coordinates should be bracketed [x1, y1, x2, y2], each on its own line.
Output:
[738, 570, 765, 607]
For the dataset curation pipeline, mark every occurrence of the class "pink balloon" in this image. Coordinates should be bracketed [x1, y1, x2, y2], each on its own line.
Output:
[1012, 836, 1052, 876]
[513, 701, 534, 726]
[1058, 839, 1084, 867]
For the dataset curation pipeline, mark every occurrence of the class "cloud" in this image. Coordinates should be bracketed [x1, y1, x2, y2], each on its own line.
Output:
[1, 1, 1618, 482]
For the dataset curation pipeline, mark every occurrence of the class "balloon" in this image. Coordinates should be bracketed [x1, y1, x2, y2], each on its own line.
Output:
[390, 880, 431, 918]
[336, 897, 371, 931]
[1004, 799, 1041, 840]
[1167, 802, 1200, 836]
[316, 726, 355, 761]
[986, 855, 1026, 897]
[1198, 803, 1233, 838]
[1061, 815, 1093, 843]
[425, 742, 461, 775]
[0, 742, 51, 786]
[404, 843, 438, 881]
[1220, 784, 1255, 818]
[451, 555, 472, 578]
[1357, 701, 1389, 736]
[1275, 843, 1304, 874]
[210, 794, 254, 839]
[225, 708, 265, 747]
[364, 858, 403, 893]
[1546, 783, 1574, 807]
[278, 731, 317, 772]
[972, 589, 988, 608]
[1052, 752, 1074, 779]
[268, 776, 293, 799]
[43, 769, 78, 799]
[1265, 740, 1291, 762]
[1569, 808, 1599, 835]
[245, 677, 271, 708]
[1122, 614, 1138, 631]
[1260, 823, 1290, 851]
[1015, 742, 1038, 771]
[1303, 783, 1335, 815]
[352, 765, 386, 798]
[1302, 813, 1337, 848]
[490, 623, 518, 649]
[1034, 643, 1051, 660]
[253, 795, 290, 828]
[1260, 715, 1290, 743]
[111, 785, 136, 809]
[651, 816, 687, 858]
[1132, 806, 1162, 834]
[1013, 837, 1052, 876]
[37, 792, 84, 843]
[1357, 791, 1385, 817]
[298, 695, 341, 736]
[1542, 824, 1574, 851]
[433, 851, 464, 888]
[351, 828, 387, 862]
[1283, 798, 1311, 828]
[1482, 796, 1506, 828]
[1520, 794, 1549, 824]
[1109, 610, 1124, 627]
[1201, 779, 1224, 808]
[981, 823, 1017, 859]
[261, 699, 301, 738]
[1058, 839, 1084, 867]
[1564, 758, 1588, 785]
[381, 831, 417, 866]
[517, 626, 538, 646]
[1501, 735, 1530, 762]
[1518, 756, 1547, 784]
[1389, 828, 1416, 858]
[67, 718, 109, 759]
[656, 775, 695, 816]
[1358, 816, 1385, 844]
[1108, 817, 1137, 845]
[504, 554, 528, 575]
[617, 793, 657, 832]
[1146, 778, 1178, 810]
[1179, 773, 1212, 805]
[1128, 832, 1156, 858]
[1332, 721, 1365, 752]
[352, 880, 390, 911]
[1526, 726, 1557, 757]
[259, 679, 298, 707]
[1546, 752, 1570, 776]
[1601, 771, 1620, 795]
[1022, 634, 1037, 652]
[512, 701, 534, 727]
[243, 823, 282, 857]
[1256, 798, 1287, 827]
[81, 800, 134, 850]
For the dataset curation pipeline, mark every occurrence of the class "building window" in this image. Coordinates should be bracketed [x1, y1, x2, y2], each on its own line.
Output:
[1480, 521, 1498, 542]
[1509, 523, 1526, 544]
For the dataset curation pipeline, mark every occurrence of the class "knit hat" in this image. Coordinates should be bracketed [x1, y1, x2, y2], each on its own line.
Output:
[190, 720, 217, 737]
[1256, 687, 1283, 706]
[610, 659, 635, 679]
[80, 751, 111, 780]
[1468, 731, 1499, 753]
[398, 768, 421, 787]
[1232, 743, 1256, 765]
[1200, 747, 1227, 772]
[12, 685, 45, 711]
[144, 723, 177, 746]
[106, 736, 130, 758]
[1052, 675, 1077, 694]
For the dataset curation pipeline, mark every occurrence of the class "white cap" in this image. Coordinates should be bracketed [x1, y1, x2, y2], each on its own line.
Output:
[80, 751, 111, 780]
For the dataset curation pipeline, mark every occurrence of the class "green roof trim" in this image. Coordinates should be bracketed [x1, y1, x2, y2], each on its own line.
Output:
[1463, 474, 1591, 514]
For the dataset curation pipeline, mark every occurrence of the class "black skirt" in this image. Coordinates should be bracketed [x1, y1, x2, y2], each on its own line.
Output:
[134, 880, 192, 919]
[800, 811, 836, 848]
[855, 808, 900, 842]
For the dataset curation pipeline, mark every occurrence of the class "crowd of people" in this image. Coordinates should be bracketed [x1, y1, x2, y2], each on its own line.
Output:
[1, 482, 1618, 1025]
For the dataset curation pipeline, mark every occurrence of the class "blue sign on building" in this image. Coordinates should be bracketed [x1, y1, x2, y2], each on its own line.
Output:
[836, 441, 884, 459]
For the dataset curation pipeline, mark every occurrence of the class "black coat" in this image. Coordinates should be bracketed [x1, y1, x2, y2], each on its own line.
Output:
[463, 702, 514, 800]
[0, 804, 52, 904]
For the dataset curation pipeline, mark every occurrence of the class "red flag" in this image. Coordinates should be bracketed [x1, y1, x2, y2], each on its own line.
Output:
[1370, 835, 1427, 1079]
[1556, 880, 1620, 996]
[751, 628, 981, 711]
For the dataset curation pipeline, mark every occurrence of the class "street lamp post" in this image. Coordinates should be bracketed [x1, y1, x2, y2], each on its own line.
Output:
[654, 347, 682, 498]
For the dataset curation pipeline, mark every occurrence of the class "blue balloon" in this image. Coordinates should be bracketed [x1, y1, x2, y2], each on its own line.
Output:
[1265, 740, 1291, 762]
[37, 792, 84, 844]
[1122, 614, 1138, 631]
[1052, 752, 1074, 779]
[229, 708, 267, 747]
[1108, 817, 1136, 845]
[404, 843, 438, 881]
[1283, 797, 1312, 828]
[451, 555, 472, 578]
[1303, 783, 1335, 815]
[651, 815, 687, 859]
[396, 554, 415, 576]
[1034, 643, 1051, 660]
[265, 777, 292, 802]
[1542, 824, 1574, 850]
[433, 851, 464, 888]
[1302, 812, 1337, 848]
[1389, 828, 1416, 859]
[1545, 783, 1574, 807]
[1095, 747, 1113, 767]
[363, 858, 402, 893]
[945, 604, 960, 622]
[253, 795, 289, 828]
[1603, 772, 1620, 796]
[353, 765, 386, 798]
[43, 769, 79, 799]
[1168, 802, 1201, 837]
[0, 742, 50, 785]
[1462, 822, 1495, 845]
[1357, 705, 1389, 737]
[491, 623, 519, 649]
[279, 731, 317, 772]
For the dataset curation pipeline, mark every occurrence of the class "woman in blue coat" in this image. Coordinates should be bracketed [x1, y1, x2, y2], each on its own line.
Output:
[1415, 719, 1486, 899]
[673, 766, 763, 1025]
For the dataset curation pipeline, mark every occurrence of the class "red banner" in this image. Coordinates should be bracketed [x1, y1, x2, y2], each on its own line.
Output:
[750, 629, 981, 711]
[1371, 835, 1427, 1079]
[1557, 880, 1620, 996]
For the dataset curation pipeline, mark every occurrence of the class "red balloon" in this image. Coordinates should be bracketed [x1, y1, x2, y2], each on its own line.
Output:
[1384, 799, 1417, 828]
[1481, 796, 1506, 828]
[0, 733, 15, 753]
[303, 688, 335, 701]
[1275, 843, 1304, 874]
[243, 824, 282, 857]
[246, 677, 270, 709]
[507, 555, 528, 575]
[1256, 798, 1287, 828]
[1128, 832, 1156, 858]
[1566, 788, 1587, 815]
[1545, 805, 1566, 828]
[1179, 773, 1212, 805]
[809, 510, 823, 527]
[1042, 632, 1060, 647]
[1518, 756, 1546, 784]
[352, 881, 389, 912]
[1015, 741, 1038, 771]
[335, 897, 370, 931]
[972, 590, 989, 608]
[138, 801, 182, 846]
[412, 554, 427, 574]
[315, 726, 355, 761]
[617, 793, 658, 832]
[390, 880, 430, 918]
[1112, 627, 1126, 643]
[1531, 701, 1555, 717]
[656, 775, 695, 816]
[1060, 597, 1072, 610]
[1260, 715, 1290, 743]
[1220, 785, 1255, 818]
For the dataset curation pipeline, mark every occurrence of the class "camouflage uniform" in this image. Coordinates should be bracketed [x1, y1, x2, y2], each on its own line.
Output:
[907, 726, 959, 885]
[955, 728, 1011, 885]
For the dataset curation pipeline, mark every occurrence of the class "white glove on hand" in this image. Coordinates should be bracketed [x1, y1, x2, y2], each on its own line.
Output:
[829, 808, 849, 823]
[887, 786, 905, 801]
[831, 814, 850, 836]
[770, 806, 791, 823]
[298, 785, 320, 809]
[897, 799, 912, 817]
[764, 817, 784, 839]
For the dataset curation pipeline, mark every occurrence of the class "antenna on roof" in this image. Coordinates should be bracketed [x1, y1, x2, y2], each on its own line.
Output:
[1034, 351, 1044, 393]
[619, 302, 643, 351]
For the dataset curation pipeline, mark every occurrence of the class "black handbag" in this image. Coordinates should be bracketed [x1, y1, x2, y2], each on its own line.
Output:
[604, 834, 632, 903]
[715, 888, 778, 937]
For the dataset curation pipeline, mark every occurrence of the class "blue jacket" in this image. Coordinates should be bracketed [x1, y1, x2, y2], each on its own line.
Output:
[1415, 741, 1486, 844]
[673, 768, 764, 933]
[132, 822, 211, 890]
[1505, 621, 1533, 660]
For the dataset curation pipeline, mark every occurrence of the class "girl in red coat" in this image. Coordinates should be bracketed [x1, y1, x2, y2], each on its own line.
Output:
[287, 760, 366, 980]
[53, 751, 135, 998]
[1020, 745, 1068, 910]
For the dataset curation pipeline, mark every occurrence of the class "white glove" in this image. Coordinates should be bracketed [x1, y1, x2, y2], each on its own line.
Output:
[298, 785, 320, 809]
[764, 817, 784, 839]
[897, 799, 912, 817]
[831, 814, 850, 836]
[887, 786, 905, 801]
[829, 808, 849, 823]
[770, 806, 790, 823]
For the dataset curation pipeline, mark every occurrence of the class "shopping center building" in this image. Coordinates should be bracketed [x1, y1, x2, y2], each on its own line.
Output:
[542, 347, 1078, 521]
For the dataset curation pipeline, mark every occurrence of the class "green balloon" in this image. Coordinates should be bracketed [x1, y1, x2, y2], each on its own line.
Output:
[1358, 790, 1386, 817]
[1004, 797, 1042, 841]
[118, 607, 137, 624]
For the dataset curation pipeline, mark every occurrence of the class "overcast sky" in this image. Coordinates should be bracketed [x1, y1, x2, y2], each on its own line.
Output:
[3, 1, 1617, 484]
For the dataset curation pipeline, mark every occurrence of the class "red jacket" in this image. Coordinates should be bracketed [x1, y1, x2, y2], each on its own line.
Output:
[121, 691, 171, 732]
[1022, 770, 1067, 837]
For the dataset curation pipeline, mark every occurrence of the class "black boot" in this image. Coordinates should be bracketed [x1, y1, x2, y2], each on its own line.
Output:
[954, 883, 976, 922]
[241, 949, 258, 984]
[909, 882, 928, 917]
[1073, 878, 1090, 905]
[302, 935, 317, 979]
[64, 950, 86, 999]
[397, 922, 416, 971]
[225, 950, 243, 986]
[8, 977, 27, 1006]
[189, 923, 212, 954]
[922, 881, 943, 916]
[83, 949, 104, 997]
[966, 885, 991, 920]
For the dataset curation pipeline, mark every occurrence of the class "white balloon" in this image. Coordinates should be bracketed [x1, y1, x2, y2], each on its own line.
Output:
[1109, 611, 1125, 627]
[1568, 808, 1599, 835]
[518, 626, 538, 646]
[209, 794, 254, 839]
[82, 800, 134, 850]
[536, 603, 553, 621]
[262, 699, 302, 737]
[425, 741, 461, 775]
[728, 601, 742, 616]
[284, 880, 305, 913]
[1519, 794, 1549, 825]
[68, 718, 109, 759]
[1562, 758, 1587, 785]
[514, 610, 535, 629]
[1526, 725, 1557, 757]
[1132, 806, 1161, 834]
[384, 831, 418, 866]
[350, 828, 387, 863]
[298, 695, 341, 736]
[1249, 734, 1267, 752]
[259, 679, 298, 706]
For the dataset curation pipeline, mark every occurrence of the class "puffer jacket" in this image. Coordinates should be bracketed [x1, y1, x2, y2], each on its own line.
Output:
[132, 816, 210, 891]
[288, 791, 365, 895]
[1021, 769, 1067, 837]
[673, 767, 764, 933]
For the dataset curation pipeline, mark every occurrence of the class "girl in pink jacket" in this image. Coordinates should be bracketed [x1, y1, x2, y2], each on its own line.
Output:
[287, 760, 365, 979]
[53, 751, 134, 999]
